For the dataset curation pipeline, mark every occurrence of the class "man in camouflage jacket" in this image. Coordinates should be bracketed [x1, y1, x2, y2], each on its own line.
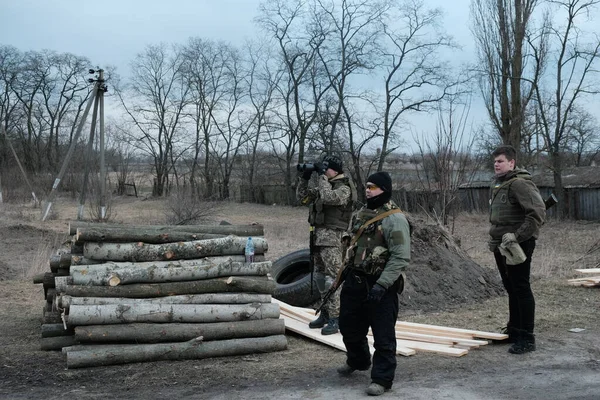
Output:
[337, 171, 411, 397]
[296, 154, 356, 335]
[489, 145, 545, 354]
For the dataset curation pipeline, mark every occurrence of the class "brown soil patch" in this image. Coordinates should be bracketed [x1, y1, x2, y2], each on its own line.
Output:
[0, 198, 599, 399]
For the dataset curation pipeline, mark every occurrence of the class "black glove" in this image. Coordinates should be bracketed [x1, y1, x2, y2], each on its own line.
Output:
[368, 283, 386, 303]
[314, 162, 326, 175]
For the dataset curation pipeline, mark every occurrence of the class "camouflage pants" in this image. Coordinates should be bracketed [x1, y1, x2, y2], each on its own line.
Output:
[314, 245, 343, 319]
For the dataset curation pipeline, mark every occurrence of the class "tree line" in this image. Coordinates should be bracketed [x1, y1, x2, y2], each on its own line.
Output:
[1, 0, 599, 219]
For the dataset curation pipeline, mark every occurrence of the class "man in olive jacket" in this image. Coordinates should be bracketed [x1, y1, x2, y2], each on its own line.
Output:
[489, 145, 545, 354]
[337, 171, 410, 396]
[296, 154, 356, 335]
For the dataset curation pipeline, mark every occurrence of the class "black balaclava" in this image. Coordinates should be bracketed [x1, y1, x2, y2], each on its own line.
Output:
[366, 171, 392, 210]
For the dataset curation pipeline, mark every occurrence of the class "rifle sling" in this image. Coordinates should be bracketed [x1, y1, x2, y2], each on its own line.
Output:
[349, 209, 402, 247]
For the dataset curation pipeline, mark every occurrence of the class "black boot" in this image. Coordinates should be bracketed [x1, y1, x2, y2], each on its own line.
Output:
[309, 310, 329, 329]
[509, 330, 536, 354]
[321, 317, 339, 335]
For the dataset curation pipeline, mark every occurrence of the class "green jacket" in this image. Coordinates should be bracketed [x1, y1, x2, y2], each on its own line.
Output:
[489, 169, 545, 246]
[348, 200, 411, 289]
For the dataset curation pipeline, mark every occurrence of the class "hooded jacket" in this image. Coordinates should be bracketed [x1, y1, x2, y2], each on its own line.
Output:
[489, 169, 545, 246]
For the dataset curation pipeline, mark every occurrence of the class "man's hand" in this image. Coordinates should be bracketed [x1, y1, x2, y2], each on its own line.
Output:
[502, 232, 518, 247]
[368, 283, 386, 303]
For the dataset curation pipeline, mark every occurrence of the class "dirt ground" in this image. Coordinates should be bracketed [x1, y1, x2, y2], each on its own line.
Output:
[0, 198, 599, 399]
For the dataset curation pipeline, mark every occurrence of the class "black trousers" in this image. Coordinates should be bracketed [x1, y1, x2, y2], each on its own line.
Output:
[339, 271, 400, 389]
[494, 238, 536, 333]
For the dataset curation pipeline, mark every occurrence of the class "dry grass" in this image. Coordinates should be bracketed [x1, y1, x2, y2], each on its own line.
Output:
[450, 212, 600, 279]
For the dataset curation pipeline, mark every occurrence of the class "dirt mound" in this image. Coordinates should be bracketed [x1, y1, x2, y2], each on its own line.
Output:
[400, 217, 504, 313]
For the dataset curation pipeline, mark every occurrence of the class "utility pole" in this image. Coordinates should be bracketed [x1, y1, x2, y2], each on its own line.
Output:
[42, 69, 108, 221]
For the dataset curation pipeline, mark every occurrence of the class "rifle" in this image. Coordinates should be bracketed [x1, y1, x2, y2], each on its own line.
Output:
[544, 193, 558, 210]
[314, 208, 402, 315]
[309, 226, 315, 295]
[315, 255, 352, 315]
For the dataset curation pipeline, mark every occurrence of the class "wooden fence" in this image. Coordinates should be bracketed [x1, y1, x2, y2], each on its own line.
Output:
[236, 184, 600, 221]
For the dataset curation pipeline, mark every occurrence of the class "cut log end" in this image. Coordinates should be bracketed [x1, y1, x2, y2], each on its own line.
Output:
[108, 275, 121, 287]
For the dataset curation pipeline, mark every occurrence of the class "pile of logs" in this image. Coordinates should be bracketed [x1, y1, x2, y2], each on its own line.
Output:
[568, 268, 600, 288]
[33, 222, 287, 369]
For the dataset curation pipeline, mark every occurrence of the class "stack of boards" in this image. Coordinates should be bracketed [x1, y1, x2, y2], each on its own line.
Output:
[275, 299, 507, 357]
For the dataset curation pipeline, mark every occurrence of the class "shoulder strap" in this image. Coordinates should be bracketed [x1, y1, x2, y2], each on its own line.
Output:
[350, 209, 402, 246]
[490, 177, 519, 204]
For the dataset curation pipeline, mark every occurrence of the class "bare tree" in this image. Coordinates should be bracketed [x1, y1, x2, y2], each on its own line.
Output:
[0, 45, 21, 168]
[564, 106, 600, 166]
[532, 0, 600, 217]
[116, 43, 191, 196]
[378, 0, 459, 170]
[311, 0, 389, 153]
[470, 0, 547, 150]
[414, 92, 481, 228]
[243, 40, 282, 194]
[181, 38, 232, 199]
[257, 0, 331, 167]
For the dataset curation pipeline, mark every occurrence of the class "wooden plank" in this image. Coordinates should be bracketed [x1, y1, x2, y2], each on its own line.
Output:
[567, 276, 600, 282]
[279, 310, 416, 357]
[574, 268, 600, 274]
[394, 331, 488, 348]
[395, 321, 507, 340]
[395, 339, 467, 357]
[280, 315, 347, 352]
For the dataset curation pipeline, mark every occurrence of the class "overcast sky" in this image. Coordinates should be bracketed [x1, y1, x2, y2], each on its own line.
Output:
[0, 0, 474, 75]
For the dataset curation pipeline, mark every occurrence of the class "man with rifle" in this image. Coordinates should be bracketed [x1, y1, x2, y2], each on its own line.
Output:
[296, 154, 356, 335]
[335, 171, 411, 396]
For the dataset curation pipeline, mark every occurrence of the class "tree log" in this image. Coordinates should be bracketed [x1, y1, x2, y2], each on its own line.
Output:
[40, 335, 75, 351]
[66, 303, 280, 325]
[70, 260, 272, 286]
[83, 236, 268, 262]
[60, 276, 276, 298]
[70, 254, 265, 266]
[57, 293, 272, 310]
[74, 319, 285, 343]
[66, 334, 287, 368]
[76, 226, 225, 244]
[69, 221, 264, 237]
[41, 323, 74, 338]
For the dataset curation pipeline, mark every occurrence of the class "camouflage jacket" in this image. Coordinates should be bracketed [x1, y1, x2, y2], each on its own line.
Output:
[297, 173, 354, 247]
[345, 200, 411, 289]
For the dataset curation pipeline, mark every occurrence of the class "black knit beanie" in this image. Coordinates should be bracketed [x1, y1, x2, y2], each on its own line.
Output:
[366, 171, 392, 192]
[323, 155, 343, 173]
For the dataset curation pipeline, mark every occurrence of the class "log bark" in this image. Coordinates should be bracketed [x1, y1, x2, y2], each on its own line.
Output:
[40, 335, 75, 351]
[69, 221, 264, 237]
[74, 319, 285, 343]
[57, 293, 272, 310]
[70, 254, 265, 266]
[83, 236, 268, 262]
[76, 226, 225, 244]
[66, 303, 280, 325]
[41, 323, 74, 338]
[70, 260, 272, 286]
[66, 334, 287, 368]
[60, 276, 276, 298]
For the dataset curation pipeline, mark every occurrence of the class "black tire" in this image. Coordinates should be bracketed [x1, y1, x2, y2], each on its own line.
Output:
[271, 249, 321, 307]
